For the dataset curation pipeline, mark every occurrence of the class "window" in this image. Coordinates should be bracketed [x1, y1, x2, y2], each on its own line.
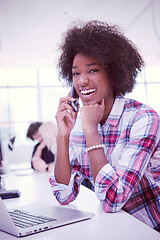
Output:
[127, 66, 160, 114]
[0, 68, 68, 152]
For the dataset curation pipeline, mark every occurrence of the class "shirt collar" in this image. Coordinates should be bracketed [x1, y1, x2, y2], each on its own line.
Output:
[104, 96, 126, 127]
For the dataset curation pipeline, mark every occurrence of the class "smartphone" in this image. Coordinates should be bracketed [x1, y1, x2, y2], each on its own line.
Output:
[68, 85, 79, 112]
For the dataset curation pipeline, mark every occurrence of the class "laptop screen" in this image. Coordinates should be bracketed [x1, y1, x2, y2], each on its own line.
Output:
[0, 134, 5, 175]
[0, 139, 3, 167]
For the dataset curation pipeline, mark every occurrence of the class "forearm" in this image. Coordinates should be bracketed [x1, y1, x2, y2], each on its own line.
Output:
[85, 128, 108, 182]
[32, 146, 43, 159]
[54, 134, 71, 185]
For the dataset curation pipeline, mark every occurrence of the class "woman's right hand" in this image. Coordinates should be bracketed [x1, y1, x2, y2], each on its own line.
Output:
[55, 95, 79, 136]
[32, 158, 48, 172]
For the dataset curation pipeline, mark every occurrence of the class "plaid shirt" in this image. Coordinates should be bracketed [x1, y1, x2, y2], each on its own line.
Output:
[50, 96, 160, 231]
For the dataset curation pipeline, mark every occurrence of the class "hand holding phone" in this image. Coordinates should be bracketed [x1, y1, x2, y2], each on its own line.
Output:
[68, 85, 79, 112]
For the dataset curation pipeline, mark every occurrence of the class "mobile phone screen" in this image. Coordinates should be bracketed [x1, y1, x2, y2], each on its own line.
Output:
[70, 85, 79, 99]
[68, 85, 79, 112]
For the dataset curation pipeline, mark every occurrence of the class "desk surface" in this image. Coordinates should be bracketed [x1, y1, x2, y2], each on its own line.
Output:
[0, 171, 159, 240]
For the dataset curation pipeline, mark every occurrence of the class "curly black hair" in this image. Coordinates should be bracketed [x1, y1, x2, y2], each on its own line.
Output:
[26, 122, 42, 140]
[57, 20, 144, 96]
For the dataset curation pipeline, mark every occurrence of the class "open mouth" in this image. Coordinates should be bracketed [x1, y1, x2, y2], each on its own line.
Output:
[81, 89, 96, 96]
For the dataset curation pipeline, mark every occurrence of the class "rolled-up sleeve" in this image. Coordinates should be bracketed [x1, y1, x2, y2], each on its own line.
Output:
[49, 172, 79, 205]
[94, 110, 160, 212]
[49, 147, 86, 205]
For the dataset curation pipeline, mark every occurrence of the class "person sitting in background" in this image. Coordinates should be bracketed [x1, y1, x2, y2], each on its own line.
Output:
[26, 121, 57, 172]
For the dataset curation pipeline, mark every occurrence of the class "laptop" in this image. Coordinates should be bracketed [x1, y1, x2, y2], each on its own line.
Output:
[0, 197, 95, 237]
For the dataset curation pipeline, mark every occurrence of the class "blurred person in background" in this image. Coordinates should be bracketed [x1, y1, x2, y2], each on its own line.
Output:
[27, 121, 57, 172]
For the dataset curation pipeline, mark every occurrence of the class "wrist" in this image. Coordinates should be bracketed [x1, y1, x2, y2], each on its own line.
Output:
[57, 134, 69, 144]
[84, 126, 99, 135]
[85, 144, 105, 153]
[57, 131, 70, 139]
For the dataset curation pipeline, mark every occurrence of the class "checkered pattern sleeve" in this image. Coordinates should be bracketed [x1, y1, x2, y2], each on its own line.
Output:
[94, 108, 160, 216]
[49, 144, 86, 205]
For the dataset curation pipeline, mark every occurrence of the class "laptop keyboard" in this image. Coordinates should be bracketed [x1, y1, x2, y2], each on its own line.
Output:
[9, 209, 57, 228]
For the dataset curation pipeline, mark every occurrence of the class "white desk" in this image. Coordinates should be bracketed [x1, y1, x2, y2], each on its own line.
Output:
[0, 171, 159, 240]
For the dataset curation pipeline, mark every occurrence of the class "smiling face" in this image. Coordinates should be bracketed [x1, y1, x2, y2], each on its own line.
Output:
[72, 53, 115, 115]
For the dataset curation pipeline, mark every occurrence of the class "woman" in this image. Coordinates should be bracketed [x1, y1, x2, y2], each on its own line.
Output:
[49, 20, 160, 231]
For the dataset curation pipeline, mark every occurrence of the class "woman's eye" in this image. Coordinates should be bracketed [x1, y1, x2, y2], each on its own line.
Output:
[89, 69, 99, 73]
[72, 72, 79, 77]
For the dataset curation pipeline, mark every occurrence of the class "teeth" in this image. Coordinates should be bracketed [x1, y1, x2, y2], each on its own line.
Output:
[81, 89, 96, 95]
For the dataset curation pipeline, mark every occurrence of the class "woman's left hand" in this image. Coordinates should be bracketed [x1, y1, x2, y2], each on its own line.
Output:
[80, 99, 105, 133]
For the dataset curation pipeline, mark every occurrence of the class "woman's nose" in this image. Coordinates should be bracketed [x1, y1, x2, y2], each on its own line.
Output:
[78, 73, 89, 85]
